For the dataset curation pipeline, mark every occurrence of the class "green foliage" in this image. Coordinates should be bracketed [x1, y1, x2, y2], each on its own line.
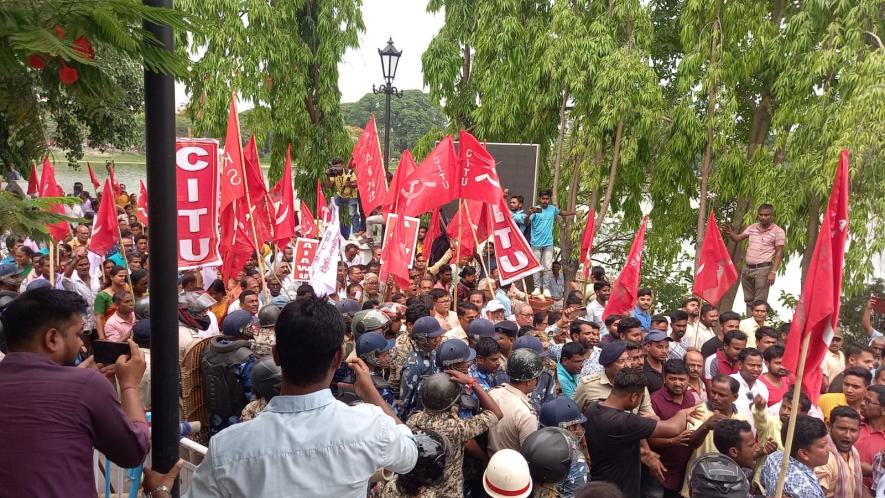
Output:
[177, 0, 363, 199]
[0, 192, 82, 243]
[341, 90, 447, 160]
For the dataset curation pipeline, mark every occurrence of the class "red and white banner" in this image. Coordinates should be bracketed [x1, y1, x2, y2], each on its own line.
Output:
[488, 197, 541, 285]
[176, 139, 222, 270]
[291, 238, 319, 282]
[382, 213, 421, 268]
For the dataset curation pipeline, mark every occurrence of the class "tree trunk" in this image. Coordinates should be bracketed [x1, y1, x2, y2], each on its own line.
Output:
[800, 194, 822, 286]
[551, 84, 570, 205]
[560, 143, 586, 282]
[695, 0, 721, 268]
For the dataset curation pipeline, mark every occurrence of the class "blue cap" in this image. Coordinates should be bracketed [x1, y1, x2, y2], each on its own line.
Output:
[436, 339, 476, 368]
[513, 335, 545, 355]
[539, 396, 587, 427]
[467, 318, 497, 339]
[223, 309, 255, 337]
[494, 320, 519, 338]
[644, 331, 673, 343]
[335, 298, 361, 315]
[25, 279, 51, 291]
[412, 316, 445, 338]
[0, 264, 18, 278]
[599, 341, 628, 367]
[356, 331, 395, 357]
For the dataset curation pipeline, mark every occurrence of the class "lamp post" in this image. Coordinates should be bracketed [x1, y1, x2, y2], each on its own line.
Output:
[373, 38, 403, 167]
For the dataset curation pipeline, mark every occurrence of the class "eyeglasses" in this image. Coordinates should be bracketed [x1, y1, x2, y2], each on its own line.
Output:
[863, 398, 881, 406]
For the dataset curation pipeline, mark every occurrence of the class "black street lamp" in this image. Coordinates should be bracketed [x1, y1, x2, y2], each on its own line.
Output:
[373, 38, 403, 167]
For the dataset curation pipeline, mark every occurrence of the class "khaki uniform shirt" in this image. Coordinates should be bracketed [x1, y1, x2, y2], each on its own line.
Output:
[388, 332, 414, 395]
[487, 384, 538, 453]
[573, 371, 654, 416]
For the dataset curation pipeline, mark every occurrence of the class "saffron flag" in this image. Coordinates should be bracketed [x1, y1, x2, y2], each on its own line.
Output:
[351, 116, 388, 216]
[27, 164, 40, 196]
[89, 178, 119, 256]
[39, 157, 70, 242]
[457, 130, 503, 204]
[220, 93, 246, 215]
[423, 208, 442, 257]
[692, 211, 738, 305]
[487, 196, 541, 285]
[309, 199, 341, 297]
[271, 144, 296, 249]
[384, 148, 417, 215]
[380, 212, 413, 291]
[400, 136, 459, 217]
[316, 178, 330, 223]
[298, 200, 319, 239]
[783, 149, 849, 404]
[137, 181, 148, 226]
[603, 217, 648, 320]
[87, 162, 101, 190]
[243, 135, 274, 245]
[580, 208, 597, 279]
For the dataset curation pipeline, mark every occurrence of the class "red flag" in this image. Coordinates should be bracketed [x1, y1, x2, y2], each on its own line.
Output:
[692, 212, 738, 305]
[380, 212, 413, 291]
[87, 162, 101, 190]
[137, 180, 149, 226]
[487, 196, 542, 285]
[446, 200, 489, 262]
[384, 149, 417, 215]
[316, 178, 330, 223]
[107, 164, 122, 196]
[458, 130, 503, 203]
[351, 116, 388, 215]
[580, 208, 597, 279]
[220, 205, 257, 281]
[27, 164, 40, 196]
[783, 149, 849, 404]
[89, 178, 120, 255]
[243, 135, 274, 245]
[299, 200, 319, 239]
[423, 208, 442, 256]
[401, 136, 459, 217]
[603, 217, 648, 320]
[271, 145, 296, 249]
[39, 157, 70, 241]
[220, 93, 246, 215]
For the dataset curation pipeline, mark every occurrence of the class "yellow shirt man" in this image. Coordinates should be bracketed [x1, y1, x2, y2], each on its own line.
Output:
[815, 450, 860, 498]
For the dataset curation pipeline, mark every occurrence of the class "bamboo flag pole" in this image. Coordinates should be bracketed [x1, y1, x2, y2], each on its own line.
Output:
[115, 223, 137, 303]
[773, 332, 812, 498]
[48, 243, 56, 287]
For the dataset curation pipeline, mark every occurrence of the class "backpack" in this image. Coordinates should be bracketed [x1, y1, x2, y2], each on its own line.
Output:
[201, 337, 255, 426]
[688, 453, 750, 498]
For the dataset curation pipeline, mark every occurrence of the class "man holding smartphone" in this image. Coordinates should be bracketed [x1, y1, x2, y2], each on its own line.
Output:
[528, 189, 575, 291]
[0, 287, 150, 498]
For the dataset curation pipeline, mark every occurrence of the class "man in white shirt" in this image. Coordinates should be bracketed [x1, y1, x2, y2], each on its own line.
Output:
[683, 303, 719, 351]
[186, 298, 417, 498]
[730, 348, 768, 430]
[587, 281, 611, 337]
[739, 300, 770, 348]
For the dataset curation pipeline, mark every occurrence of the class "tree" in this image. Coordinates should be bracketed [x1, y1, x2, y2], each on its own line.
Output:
[341, 90, 447, 160]
[176, 0, 362, 200]
[0, 0, 192, 169]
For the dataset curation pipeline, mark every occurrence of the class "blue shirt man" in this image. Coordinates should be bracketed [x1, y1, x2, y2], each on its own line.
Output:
[529, 204, 560, 248]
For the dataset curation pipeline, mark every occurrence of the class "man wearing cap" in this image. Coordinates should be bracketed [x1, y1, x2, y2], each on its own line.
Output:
[355, 331, 397, 412]
[574, 341, 656, 418]
[513, 335, 558, 412]
[399, 316, 445, 421]
[388, 304, 430, 398]
[485, 300, 506, 323]
[177, 291, 219, 363]
[436, 339, 481, 419]
[487, 348, 544, 453]
[494, 320, 518, 372]
[469, 333, 509, 391]
[643, 330, 673, 393]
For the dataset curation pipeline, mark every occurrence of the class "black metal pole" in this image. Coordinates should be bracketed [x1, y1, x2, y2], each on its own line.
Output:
[143, 0, 179, 493]
[383, 85, 392, 167]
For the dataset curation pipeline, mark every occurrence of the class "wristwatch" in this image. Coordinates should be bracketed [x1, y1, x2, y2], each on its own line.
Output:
[144, 485, 171, 498]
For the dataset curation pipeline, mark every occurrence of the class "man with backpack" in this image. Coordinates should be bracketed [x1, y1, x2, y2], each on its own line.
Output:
[687, 419, 758, 498]
[202, 309, 258, 435]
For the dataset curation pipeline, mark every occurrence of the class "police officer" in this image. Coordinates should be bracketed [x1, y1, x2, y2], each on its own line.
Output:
[334, 309, 392, 390]
[203, 312, 258, 435]
[436, 339, 478, 419]
[399, 316, 445, 421]
[355, 331, 396, 411]
[487, 348, 544, 453]
[394, 372, 502, 497]
[252, 305, 280, 356]
[521, 427, 576, 498]
[513, 335, 558, 412]
[468, 319, 509, 391]
[241, 356, 281, 421]
[388, 304, 430, 398]
[379, 429, 448, 497]
[539, 397, 589, 497]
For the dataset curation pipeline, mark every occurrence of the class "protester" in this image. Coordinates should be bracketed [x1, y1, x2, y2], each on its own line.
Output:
[649, 359, 697, 497]
[730, 347, 768, 422]
[668, 310, 689, 359]
[104, 291, 136, 342]
[685, 349, 708, 402]
[684, 303, 718, 351]
[858, 385, 885, 488]
[739, 300, 770, 347]
[703, 330, 747, 388]
[643, 330, 672, 393]
[634, 288, 654, 331]
[725, 204, 786, 314]
[755, 325, 780, 355]
[827, 343, 875, 393]
[700, 310, 741, 358]
[760, 415, 830, 498]
[558, 342, 586, 399]
[819, 366, 871, 422]
[815, 406, 863, 498]
[95, 264, 128, 339]
[822, 330, 847, 386]
[528, 189, 575, 290]
[758, 344, 789, 407]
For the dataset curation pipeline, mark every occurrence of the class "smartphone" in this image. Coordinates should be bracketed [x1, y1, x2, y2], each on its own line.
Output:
[93, 340, 131, 365]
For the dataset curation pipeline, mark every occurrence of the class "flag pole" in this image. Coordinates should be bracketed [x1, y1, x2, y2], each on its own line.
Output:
[462, 202, 494, 296]
[773, 332, 812, 498]
[115, 223, 137, 303]
[48, 243, 56, 287]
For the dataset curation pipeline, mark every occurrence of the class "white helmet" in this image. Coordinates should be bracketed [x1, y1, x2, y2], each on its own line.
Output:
[483, 449, 533, 498]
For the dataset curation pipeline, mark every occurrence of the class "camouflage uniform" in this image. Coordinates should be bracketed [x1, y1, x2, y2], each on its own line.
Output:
[534, 482, 565, 498]
[387, 333, 414, 397]
[250, 326, 276, 357]
[240, 398, 268, 421]
[380, 407, 498, 498]
[371, 371, 396, 412]
[398, 349, 438, 421]
[528, 369, 558, 413]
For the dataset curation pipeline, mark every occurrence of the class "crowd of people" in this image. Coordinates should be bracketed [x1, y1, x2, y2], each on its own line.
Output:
[0, 173, 884, 498]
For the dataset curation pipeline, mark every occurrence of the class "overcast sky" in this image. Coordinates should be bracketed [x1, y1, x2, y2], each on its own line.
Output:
[175, 0, 442, 107]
